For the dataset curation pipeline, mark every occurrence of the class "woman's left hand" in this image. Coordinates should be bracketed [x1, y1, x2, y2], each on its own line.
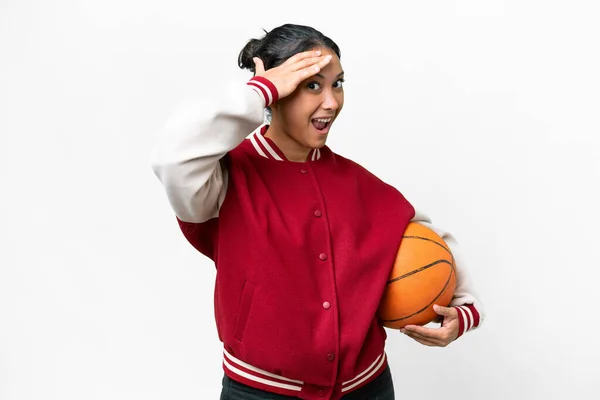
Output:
[400, 305, 459, 347]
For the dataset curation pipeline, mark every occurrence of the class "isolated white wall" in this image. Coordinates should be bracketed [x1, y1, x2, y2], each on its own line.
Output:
[1, 1, 599, 399]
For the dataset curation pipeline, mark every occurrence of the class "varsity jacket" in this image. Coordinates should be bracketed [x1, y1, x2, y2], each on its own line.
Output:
[151, 76, 485, 400]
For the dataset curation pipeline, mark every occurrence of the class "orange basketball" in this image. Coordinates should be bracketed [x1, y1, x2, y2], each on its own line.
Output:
[377, 222, 456, 329]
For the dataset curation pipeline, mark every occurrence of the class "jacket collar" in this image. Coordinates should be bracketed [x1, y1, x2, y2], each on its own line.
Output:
[247, 125, 321, 162]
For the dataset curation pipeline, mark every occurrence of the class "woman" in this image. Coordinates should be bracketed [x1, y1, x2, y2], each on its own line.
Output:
[151, 23, 484, 400]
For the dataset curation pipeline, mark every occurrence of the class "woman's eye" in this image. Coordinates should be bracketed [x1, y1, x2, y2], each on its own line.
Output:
[334, 79, 345, 89]
[308, 82, 321, 90]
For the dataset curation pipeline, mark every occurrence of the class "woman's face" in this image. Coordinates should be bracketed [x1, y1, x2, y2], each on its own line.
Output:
[270, 47, 345, 152]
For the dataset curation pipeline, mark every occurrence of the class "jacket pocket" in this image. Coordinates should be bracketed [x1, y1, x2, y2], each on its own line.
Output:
[233, 280, 256, 342]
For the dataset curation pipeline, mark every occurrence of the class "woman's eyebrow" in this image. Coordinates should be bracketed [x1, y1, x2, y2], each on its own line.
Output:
[315, 71, 345, 79]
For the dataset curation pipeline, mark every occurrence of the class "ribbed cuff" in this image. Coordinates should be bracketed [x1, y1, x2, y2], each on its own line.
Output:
[453, 304, 481, 339]
[247, 76, 279, 107]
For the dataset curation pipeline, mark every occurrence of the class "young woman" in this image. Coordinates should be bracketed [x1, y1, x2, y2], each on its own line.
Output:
[151, 24, 485, 400]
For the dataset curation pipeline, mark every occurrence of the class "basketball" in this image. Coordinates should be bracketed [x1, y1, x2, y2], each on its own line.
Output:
[377, 222, 456, 329]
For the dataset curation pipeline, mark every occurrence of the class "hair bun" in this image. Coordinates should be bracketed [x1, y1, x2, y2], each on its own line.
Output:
[238, 38, 262, 72]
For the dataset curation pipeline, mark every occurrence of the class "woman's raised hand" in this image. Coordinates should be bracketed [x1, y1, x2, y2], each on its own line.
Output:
[253, 50, 332, 99]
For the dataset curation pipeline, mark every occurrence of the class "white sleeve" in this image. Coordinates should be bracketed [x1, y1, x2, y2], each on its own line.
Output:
[411, 210, 486, 334]
[151, 80, 272, 223]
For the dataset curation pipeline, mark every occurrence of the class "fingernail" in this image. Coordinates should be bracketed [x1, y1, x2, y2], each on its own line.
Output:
[316, 50, 321, 55]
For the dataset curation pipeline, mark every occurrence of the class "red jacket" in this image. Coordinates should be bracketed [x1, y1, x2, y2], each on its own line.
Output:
[151, 77, 484, 400]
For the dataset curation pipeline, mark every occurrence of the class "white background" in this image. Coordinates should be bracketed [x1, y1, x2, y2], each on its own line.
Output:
[1, 1, 599, 399]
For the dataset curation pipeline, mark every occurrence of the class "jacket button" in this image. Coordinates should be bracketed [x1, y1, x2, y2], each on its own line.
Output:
[319, 253, 327, 261]
[323, 301, 331, 309]
[314, 210, 322, 217]
[317, 389, 325, 397]
[326, 352, 335, 361]
[300, 168, 308, 174]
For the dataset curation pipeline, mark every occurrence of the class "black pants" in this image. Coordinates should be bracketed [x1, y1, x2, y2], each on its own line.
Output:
[220, 365, 394, 400]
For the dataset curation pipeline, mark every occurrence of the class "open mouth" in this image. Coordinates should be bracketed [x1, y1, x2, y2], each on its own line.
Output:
[311, 117, 332, 134]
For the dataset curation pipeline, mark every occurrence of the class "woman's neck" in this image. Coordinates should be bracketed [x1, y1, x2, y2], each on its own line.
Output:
[264, 124, 311, 162]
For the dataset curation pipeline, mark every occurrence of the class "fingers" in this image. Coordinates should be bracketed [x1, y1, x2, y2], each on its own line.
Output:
[433, 304, 457, 318]
[402, 328, 445, 346]
[402, 325, 443, 340]
[401, 324, 457, 347]
[403, 325, 444, 340]
[253, 57, 265, 75]
[293, 54, 332, 72]
[286, 50, 333, 80]
[402, 329, 446, 347]
[299, 55, 332, 78]
[285, 49, 324, 65]
[402, 325, 432, 335]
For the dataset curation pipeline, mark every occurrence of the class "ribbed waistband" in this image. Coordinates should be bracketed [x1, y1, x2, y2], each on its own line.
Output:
[222, 348, 388, 397]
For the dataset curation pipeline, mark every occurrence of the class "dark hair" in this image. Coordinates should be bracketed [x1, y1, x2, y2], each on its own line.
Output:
[238, 24, 341, 74]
